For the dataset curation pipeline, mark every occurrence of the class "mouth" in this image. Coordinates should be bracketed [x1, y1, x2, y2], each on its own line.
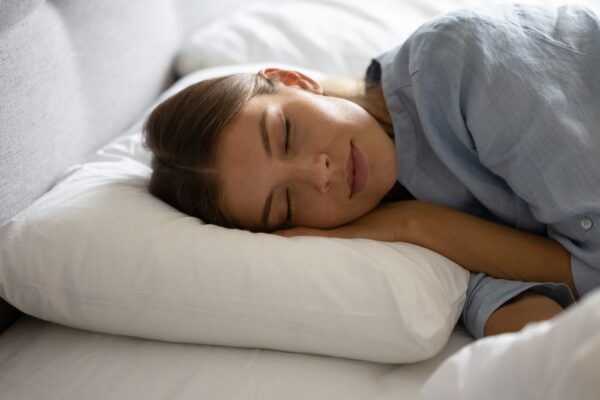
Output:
[346, 141, 368, 198]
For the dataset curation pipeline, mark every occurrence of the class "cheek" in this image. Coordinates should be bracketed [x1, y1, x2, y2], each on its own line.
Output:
[299, 197, 357, 228]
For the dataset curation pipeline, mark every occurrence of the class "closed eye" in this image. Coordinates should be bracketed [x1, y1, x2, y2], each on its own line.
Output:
[284, 117, 291, 153]
[286, 187, 293, 225]
[284, 117, 293, 225]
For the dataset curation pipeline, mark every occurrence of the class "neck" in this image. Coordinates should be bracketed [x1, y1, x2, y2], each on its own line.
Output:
[321, 76, 393, 137]
[361, 80, 393, 137]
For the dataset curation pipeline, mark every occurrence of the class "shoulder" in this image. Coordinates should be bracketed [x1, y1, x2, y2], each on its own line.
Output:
[408, 4, 600, 74]
[410, 4, 549, 45]
[374, 6, 523, 83]
[406, 5, 525, 75]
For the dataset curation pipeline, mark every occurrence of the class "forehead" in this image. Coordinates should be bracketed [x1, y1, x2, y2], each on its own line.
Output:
[214, 95, 276, 231]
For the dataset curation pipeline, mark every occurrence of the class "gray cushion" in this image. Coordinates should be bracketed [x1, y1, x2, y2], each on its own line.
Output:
[0, 0, 183, 228]
[0, 0, 204, 333]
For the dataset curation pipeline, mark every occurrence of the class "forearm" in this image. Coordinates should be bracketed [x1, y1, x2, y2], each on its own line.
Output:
[277, 200, 579, 298]
[484, 290, 564, 336]
[410, 202, 579, 298]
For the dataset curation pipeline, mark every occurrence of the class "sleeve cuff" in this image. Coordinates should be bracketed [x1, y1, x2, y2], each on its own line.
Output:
[461, 273, 576, 339]
[570, 253, 600, 298]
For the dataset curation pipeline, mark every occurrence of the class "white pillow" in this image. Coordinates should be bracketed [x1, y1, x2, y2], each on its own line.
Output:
[176, 0, 600, 78]
[0, 64, 469, 364]
[421, 287, 600, 400]
[175, 0, 432, 78]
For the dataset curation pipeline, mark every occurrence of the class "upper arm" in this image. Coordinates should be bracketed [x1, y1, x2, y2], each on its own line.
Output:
[413, 5, 600, 296]
[410, 4, 600, 169]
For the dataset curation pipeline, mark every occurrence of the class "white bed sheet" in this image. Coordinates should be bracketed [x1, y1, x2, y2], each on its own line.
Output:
[0, 316, 473, 399]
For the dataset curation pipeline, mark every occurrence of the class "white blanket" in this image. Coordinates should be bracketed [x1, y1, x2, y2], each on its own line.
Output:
[422, 288, 600, 400]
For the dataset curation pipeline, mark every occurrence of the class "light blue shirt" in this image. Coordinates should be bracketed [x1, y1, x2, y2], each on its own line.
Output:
[372, 4, 600, 338]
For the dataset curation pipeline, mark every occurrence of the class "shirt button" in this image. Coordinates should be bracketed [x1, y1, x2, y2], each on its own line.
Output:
[580, 218, 593, 230]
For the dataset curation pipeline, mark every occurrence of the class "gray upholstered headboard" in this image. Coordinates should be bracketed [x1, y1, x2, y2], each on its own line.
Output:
[0, 0, 255, 333]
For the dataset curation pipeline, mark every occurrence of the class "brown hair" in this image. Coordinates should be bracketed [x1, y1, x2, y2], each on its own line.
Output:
[142, 72, 392, 228]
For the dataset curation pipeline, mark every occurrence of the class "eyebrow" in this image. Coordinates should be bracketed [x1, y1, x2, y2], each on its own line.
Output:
[260, 109, 273, 230]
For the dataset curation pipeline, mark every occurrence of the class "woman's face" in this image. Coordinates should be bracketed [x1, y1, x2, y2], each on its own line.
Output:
[215, 68, 397, 231]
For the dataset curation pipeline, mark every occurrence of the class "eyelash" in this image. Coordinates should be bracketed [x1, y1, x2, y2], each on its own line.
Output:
[284, 117, 291, 153]
[284, 117, 293, 225]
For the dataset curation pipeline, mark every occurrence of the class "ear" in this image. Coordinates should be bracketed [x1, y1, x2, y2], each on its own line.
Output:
[258, 68, 323, 95]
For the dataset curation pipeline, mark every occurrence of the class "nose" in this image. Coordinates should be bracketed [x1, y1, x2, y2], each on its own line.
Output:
[285, 153, 331, 193]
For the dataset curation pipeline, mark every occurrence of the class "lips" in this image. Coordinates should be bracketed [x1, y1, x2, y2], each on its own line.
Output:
[346, 141, 368, 198]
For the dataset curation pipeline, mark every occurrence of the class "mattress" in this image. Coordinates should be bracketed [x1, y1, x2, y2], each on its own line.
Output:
[0, 317, 473, 399]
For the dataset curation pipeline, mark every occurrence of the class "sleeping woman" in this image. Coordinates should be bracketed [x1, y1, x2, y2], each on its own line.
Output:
[143, 4, 600, 340]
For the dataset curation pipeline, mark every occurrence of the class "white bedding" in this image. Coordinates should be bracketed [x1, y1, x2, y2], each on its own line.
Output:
[3, 291, 600, 399]
[0, 317, 473, 399]
[422, 287, 600, 400]
[3, 1, 600, 399]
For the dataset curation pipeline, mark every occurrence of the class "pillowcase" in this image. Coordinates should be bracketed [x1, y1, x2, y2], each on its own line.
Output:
[175, 0, 431, 78]
[421, 287, 600, 399]
[0, 64, 469, 364]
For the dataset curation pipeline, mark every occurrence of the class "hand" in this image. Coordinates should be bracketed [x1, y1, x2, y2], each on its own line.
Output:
[273, 200, 427, 243]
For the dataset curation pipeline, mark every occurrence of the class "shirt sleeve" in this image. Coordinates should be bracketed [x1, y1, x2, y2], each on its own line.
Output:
[407, 4, 600, 298]
[461, 273, 576, 339]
